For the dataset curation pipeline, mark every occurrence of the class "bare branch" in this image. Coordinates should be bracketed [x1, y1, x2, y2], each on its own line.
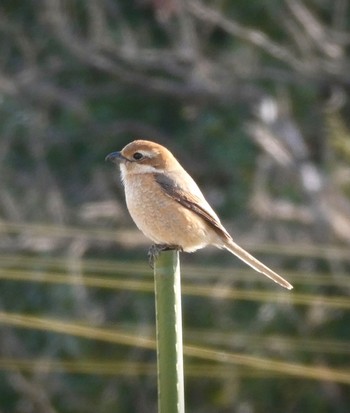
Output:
[285, 0, 344, 59]
[188, 0, 305, 71]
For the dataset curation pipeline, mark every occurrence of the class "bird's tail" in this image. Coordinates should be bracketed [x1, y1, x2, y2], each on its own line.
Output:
[224, 239, 293, 290]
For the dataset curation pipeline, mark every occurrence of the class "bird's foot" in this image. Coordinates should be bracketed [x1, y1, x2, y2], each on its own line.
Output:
[148, 244, 183, 268]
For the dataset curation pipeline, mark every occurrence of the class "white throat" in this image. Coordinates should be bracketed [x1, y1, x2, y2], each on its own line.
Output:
[119, 163, 164, 184]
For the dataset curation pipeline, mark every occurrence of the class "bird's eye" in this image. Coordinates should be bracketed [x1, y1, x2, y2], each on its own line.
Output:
[132, 152, 143, 160]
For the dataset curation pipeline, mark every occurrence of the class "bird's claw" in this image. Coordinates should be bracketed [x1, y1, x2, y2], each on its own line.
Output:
[148, 244, 183, 268]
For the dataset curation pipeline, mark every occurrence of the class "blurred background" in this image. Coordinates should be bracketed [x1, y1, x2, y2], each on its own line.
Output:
[1, 0, 350, 412]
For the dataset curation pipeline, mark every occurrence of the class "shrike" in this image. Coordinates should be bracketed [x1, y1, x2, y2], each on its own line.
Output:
[106, 140, 292, 290]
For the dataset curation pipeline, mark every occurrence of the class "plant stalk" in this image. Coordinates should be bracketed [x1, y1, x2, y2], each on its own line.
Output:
[154, 250, 185, 413]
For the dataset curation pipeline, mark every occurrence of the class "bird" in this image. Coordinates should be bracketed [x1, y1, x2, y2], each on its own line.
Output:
[106, 140, 293, 290]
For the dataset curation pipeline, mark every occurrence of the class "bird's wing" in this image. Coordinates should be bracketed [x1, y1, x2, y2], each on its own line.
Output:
[155, 172, 293, 290]
[154, 172, 231, 242]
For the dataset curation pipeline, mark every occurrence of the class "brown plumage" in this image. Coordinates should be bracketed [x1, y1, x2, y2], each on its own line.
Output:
[106, 140, 293, 290]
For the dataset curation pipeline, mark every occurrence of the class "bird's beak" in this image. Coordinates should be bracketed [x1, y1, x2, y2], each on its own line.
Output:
[105, 151, 125, 164]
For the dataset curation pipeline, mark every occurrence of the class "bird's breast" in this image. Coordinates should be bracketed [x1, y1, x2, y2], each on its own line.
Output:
[122, 173, 216, 251]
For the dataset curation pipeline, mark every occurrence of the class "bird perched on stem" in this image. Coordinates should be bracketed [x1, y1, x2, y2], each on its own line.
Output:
[106, 140, 293, 290]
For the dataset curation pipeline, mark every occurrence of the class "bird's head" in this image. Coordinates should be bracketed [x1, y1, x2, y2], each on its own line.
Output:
[105, 140, 179, 176]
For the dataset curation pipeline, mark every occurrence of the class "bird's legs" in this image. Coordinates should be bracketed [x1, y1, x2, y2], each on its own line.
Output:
[148, 244, 183, 268]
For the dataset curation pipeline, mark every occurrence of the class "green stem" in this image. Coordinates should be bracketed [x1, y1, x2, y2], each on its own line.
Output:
[154, 250, 185, 413]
